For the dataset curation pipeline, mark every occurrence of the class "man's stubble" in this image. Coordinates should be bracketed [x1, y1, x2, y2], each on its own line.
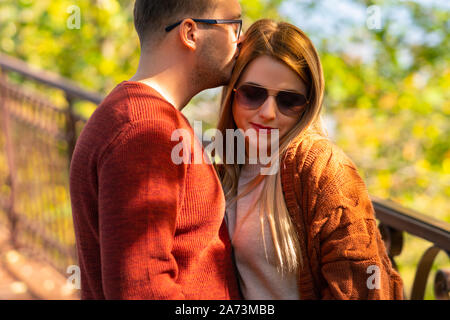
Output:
[192, 35, 237, 91]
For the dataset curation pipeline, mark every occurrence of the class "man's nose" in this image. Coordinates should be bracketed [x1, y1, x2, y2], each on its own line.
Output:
[236, 33, 245, 44]
[233, 44, 240, 60]
[233, 39, 243, 59]
[233, 34, 245, 58]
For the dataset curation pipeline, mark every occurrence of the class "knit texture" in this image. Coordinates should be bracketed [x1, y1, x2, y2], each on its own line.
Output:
[279, 132, 404, 300]
[69, 81, 241, 300]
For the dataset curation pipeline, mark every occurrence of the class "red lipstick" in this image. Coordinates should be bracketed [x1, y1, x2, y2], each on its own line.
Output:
[250, 122, 276, 132]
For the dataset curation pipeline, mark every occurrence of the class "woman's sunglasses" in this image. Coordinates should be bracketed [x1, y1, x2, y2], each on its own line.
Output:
[233, 83, 309, 117]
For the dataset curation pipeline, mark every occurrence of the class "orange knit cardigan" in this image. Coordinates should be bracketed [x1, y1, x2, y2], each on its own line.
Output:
[279, 132, 404, 299]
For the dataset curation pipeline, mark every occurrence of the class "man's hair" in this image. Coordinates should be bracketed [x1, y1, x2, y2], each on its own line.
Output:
[134, 0, 217, 45]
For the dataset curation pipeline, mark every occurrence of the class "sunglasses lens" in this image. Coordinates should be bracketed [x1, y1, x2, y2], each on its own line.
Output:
[236, 85, 268, 109]
[277, 91, 308, 115]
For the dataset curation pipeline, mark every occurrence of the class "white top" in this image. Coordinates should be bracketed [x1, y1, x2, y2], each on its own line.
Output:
[226, 163, 300, 300]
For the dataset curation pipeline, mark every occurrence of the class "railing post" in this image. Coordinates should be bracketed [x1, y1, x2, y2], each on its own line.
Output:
[0, 68, 18, 247]
[434, 266, 450, 300]
[410, 245, 442, 300]
[65, 93, 77, 172]
[378, 223, 404, 270]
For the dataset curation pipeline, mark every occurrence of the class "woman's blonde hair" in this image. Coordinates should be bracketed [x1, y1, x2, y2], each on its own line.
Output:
[215, 19, 327, 274]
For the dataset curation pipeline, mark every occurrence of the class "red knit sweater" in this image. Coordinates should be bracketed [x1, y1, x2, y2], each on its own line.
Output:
[69, 81, 241, 299]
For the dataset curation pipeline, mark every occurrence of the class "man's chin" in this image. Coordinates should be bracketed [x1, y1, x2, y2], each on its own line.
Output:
[199, 61, 235, 90]
[206, 71, 232, 89]
[218, 66, 235, 87]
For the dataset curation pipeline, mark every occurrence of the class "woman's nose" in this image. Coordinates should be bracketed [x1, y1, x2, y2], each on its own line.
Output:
[258, 96, 277, 121]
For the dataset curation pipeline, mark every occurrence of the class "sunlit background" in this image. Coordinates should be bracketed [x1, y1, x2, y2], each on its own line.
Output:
[0, 0, 448, 299]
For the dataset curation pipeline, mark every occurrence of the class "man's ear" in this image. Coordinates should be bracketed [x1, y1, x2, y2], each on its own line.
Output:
[178, 19, 198, 51]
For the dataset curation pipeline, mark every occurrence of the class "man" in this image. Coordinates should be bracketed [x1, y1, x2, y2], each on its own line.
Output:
[69, 0, 242, 299]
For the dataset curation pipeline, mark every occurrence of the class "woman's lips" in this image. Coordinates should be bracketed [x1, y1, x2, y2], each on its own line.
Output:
[250, 122, 276, 132]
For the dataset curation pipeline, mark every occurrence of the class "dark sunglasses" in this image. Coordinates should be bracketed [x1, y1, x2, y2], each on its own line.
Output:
[233, 83, 310, 117]
[165, 19, 242, 40]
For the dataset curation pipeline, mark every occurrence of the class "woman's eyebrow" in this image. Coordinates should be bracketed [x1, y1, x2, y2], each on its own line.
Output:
[242, 81, 304, 94]
[243, 81, 263, 86]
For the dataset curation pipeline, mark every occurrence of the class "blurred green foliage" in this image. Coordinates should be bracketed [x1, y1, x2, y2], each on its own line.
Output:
[0, 0, 448, 299]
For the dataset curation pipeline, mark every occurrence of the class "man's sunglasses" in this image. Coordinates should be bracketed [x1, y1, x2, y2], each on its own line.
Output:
[165, 19, 242, 40]
[233, 84, 310, 117]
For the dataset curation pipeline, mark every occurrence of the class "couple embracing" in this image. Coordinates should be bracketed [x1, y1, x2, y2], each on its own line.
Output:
[69, 0, 403, 300]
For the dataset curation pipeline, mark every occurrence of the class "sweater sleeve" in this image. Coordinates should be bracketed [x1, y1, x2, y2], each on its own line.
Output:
[97, 120, 186, 299]
[307, 142, 404, 300]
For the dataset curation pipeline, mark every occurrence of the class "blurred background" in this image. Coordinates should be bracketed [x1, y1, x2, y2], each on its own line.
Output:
[0, 0, 448, 300]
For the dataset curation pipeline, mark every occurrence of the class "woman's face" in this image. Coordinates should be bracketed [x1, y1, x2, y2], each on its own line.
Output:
[232, 55, 308, 156]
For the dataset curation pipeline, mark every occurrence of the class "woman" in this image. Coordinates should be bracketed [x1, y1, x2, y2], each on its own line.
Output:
[214, 19, 404, 300]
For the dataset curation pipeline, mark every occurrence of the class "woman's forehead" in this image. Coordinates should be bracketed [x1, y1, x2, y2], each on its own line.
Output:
[238, 55, 307, 93]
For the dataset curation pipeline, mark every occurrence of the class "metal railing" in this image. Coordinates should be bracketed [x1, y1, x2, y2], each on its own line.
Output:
[0, 53, 101, 275]
[0, 53, 448, 299]
[372, 196, 450, 299]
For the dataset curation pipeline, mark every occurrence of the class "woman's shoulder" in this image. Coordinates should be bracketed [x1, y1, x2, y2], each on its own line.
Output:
[294, 133, 356, 172]
[289, 133, 365, 197]
[289, 134, 374, 228]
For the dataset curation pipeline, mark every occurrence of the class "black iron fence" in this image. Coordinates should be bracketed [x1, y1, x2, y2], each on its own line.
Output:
[0, 53, 448, 300]
[0, 53, 101, 276]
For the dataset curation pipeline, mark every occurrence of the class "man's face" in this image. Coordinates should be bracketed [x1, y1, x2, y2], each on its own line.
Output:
[194, 0, 242, 89]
